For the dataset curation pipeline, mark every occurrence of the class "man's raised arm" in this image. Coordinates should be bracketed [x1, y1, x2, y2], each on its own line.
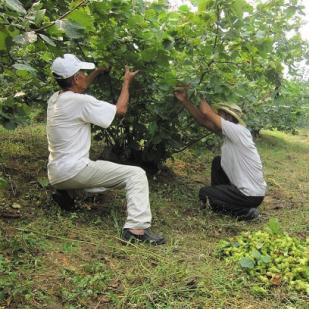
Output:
[115, 66, 139, 116]
[199, 99, 222, 132]
[174, 88, 220, 133]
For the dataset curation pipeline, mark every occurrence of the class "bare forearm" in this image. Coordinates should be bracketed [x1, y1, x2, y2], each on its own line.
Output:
[86, 70, 100, 87]
[182, 100, 205, 124]
[116, 80, 130, 115]
[200, 100, 222, 131]
[181, 99, 216, 132]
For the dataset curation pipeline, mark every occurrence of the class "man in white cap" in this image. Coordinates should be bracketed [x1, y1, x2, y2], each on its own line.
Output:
[47, 54, 165, 245]
[174, 88, 266, 220]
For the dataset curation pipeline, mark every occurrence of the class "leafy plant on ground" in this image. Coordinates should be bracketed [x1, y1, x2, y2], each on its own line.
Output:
[60, 261, 113, 307]
[0, 177, 8, 189]
[216, 218, 309, 296]
[0, 230, 49, 307]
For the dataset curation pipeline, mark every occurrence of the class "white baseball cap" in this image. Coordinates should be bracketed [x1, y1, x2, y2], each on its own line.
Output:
[51, 54, 95, 79]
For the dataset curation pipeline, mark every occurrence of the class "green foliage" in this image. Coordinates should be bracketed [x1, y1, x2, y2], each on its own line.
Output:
[266, 217, 283, 235]
[0, 177, 8, 189]
[0, 0, 308, 168]
[217, 220, 309, 295]
[60, 262, 112, 306]
[0, 231, 48, 306]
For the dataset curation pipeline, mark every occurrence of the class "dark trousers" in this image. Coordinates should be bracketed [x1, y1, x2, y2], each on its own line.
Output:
[199, 156, 264, 216]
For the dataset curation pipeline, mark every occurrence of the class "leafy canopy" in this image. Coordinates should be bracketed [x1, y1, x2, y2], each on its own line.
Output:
[0, 0, 308, 168]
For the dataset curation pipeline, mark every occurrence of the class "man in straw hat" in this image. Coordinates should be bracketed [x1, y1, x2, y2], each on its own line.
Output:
[47, 54, 165, 245]
[174, 88, 266, 220]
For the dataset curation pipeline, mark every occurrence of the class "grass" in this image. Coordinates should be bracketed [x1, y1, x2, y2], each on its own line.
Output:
[0, 125, 308, 308]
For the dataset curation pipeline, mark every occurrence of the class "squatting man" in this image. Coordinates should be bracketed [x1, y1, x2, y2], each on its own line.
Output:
[46, 54, 165, 245]
[174, 87, 267, 220]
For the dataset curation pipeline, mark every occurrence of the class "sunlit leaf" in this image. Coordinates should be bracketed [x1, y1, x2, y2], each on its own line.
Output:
[68, 8, 95, 31]
[267, 218, 282, 235]
[13, 63, 37, 73]
[239, 257, 255, 269]
[5, 0, 27, 14]
[37, 177, 49, 188]
[39, 34, 56, 47]
[55, 20, 85, 39]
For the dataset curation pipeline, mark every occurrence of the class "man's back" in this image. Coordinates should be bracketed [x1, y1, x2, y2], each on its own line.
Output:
[220, 118, 266, 196]
[46, 91, 116, 185]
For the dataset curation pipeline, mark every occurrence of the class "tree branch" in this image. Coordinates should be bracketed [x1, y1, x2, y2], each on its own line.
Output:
[213, 61, 248, 66]
[35, 0, 89, 32]
[212, 2, 221, 54]
[173, 134, 212, 154]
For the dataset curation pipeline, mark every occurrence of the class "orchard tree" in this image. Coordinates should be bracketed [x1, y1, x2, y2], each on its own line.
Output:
[0, 0, 308, 171]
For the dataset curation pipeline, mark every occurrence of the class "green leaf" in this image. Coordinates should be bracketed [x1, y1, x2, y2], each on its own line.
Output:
[267, 218, 282, 235]
[0, 177, 8, 189]
[0, 31, 9, 51]
[13, 63, 37, 73]
[68, 8, 95, 31]
[5, 0, 27, 15]
[38, 34, 56, 47]
[37, 177, 49, 188]
[251, 285, 267, 296]
[251, 249, 261, 259]
[33, 9, 46, 26]
[148, 122, 158, 137]
[260, 255, 271, 264]
[239, 257, 255, 269]
[197, 0, 214, 12]
[231, 0, 251, 18]
[178, 5, 190, 13]
[141, 48, 157, 61]
[55, 20, 85, 39]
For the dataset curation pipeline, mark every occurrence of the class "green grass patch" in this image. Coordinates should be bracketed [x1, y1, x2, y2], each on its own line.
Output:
[0, 125, 308, 308]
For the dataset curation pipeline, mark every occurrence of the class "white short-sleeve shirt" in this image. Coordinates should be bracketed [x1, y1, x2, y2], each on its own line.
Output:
[221, 118, 267, 196]
[46, 91, 117, 185]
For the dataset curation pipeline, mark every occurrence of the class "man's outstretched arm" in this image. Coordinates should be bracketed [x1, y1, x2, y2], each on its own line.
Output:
[199, 99, 222, 132]
[115, 65, 139, 116]
[85, 66, 110, 88]
[174, 88, 220, 133]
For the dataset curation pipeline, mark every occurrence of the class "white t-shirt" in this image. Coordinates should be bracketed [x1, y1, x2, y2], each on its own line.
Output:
[221, 118, 267, 196]
[46, 91, 117, 185]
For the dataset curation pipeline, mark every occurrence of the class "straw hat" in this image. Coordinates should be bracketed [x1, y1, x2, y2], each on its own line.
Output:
[215, 103, 245, 125]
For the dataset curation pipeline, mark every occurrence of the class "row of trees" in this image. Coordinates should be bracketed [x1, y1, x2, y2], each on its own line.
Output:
[0, 0, 308, 170]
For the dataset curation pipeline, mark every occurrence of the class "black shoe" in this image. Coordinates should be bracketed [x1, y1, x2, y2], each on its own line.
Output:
[236, 208, 259, 221]
[122, 228, 166, 245]
[52, 190, 76, 211]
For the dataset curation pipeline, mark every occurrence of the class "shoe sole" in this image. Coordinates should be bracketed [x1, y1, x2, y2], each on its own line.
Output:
[122, 235, 166, 246]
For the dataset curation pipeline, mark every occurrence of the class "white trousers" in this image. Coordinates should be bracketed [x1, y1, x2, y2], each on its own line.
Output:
[54, 160, 152, 229]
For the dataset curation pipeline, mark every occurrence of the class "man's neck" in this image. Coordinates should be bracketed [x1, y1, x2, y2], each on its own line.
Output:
[65, 86, 82, 93]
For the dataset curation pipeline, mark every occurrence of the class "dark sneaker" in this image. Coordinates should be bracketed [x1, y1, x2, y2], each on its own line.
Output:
[52, 190, 76, 211]
[237, 208, 259, 221]
[122, 228, 166, 245]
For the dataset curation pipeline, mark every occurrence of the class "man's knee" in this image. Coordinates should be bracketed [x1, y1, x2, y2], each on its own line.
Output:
[127, 166, 147, 180]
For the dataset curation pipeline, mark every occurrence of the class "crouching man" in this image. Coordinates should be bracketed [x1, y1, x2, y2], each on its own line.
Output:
[174, 88, 266, 220]
[47, 54, 165, 245]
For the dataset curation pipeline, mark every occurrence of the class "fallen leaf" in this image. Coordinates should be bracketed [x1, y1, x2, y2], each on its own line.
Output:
[11, 202, 21, 209]
[270, 274, 282, 286]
